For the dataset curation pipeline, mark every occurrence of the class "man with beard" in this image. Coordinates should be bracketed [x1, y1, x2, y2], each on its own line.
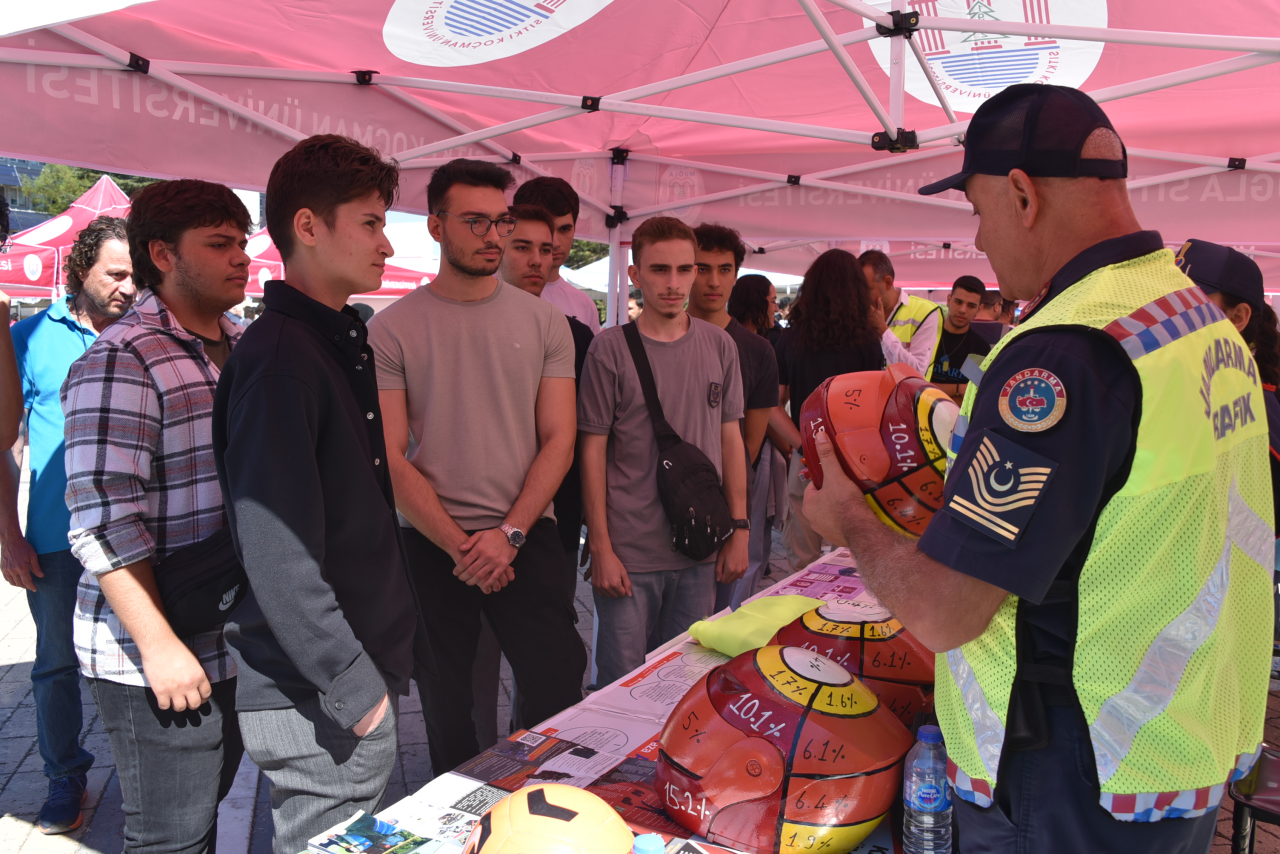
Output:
[0, 216, 134, 834]
[62, 181, 250, 853]
[370, 159, 586, 774]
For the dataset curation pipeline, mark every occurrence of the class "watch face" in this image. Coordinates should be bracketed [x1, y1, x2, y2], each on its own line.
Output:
[506, 527, 526, 548]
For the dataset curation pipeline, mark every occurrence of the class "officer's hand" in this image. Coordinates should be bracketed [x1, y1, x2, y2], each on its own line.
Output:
[801, 430, 872, 546]
[869, 296, 889, 337]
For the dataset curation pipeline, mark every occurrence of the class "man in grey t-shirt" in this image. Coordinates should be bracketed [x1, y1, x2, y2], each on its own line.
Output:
[370, 159, 586, 774]
[578, 217, 748, 686]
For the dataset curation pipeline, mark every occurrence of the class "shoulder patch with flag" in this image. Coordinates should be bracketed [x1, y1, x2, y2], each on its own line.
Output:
[946, 430, 1057, 547]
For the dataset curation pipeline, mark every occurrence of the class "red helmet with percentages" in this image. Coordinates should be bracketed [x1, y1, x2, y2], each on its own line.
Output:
[771, 599, 935, 729]
[799, 363, 959, 536]
[655, 646, 912, 854]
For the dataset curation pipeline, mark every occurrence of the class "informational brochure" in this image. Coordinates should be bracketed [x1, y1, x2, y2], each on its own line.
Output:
[451, 730, 627, 793]
[584, 640, 730, 723]
[537, 705, 664, 757]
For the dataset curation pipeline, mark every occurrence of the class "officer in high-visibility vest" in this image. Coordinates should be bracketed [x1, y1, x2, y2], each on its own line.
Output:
[803, 83, 1273, 853]
[861, 248, 942, 379]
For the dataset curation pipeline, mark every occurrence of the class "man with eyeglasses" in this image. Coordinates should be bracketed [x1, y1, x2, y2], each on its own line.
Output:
[369, 159, 586, 774]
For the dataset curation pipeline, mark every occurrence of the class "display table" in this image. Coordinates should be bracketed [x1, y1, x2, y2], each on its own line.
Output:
[368, 549, 899, 853]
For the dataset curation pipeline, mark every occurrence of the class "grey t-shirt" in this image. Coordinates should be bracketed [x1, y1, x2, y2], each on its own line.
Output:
[578, 317, 744, 573]
[369, 282, 575, 531]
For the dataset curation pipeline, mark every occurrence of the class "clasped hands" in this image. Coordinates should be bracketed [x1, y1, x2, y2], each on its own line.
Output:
[453, 527, 517, 593]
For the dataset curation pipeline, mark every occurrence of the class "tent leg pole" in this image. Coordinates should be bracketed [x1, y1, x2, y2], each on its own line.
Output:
[606, 229, 621, 329]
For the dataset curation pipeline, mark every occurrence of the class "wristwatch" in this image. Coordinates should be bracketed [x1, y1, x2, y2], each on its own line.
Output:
[499, 523, 527, 549]
[731, 519, 751, 532]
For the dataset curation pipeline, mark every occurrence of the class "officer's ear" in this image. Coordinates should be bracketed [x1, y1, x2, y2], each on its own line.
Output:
[1007, 169, 1040, 230]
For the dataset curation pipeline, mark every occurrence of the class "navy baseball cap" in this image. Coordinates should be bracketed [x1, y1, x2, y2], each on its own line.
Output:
[919, 84, 1127, 196]
[1175, 239, 1265, 310]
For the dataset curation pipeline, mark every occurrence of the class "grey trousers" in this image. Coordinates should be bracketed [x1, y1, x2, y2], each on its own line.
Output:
[238, 695, 399, 854]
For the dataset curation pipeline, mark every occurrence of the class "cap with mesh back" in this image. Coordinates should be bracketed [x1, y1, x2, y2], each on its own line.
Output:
[919, 84, 1127, 196]
[1175, 239, 1265, 311]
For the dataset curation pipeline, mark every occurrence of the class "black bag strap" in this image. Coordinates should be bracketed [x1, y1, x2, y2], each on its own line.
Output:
[623, 322, 682, 451]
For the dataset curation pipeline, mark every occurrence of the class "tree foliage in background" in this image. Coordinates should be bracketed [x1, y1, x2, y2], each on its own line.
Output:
[20, 164, 159, 214]
[567, 239, 608, 270]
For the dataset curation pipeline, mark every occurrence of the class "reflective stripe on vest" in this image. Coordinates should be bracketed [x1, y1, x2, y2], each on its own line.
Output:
[935, 250, 1274, 822]
[887, 294, 942, 378]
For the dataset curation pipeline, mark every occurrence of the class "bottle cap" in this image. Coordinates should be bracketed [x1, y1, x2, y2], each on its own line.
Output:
[917, 725, 943, 745]
[633, 833, 665, 854]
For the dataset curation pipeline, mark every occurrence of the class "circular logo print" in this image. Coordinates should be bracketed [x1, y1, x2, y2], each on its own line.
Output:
[384, 0, 617, 67]
[865, 0, 1107, 114]
[745, 760, 763, 777]
[23, 253, 42, 282]
[913, 783, 947, 811]
[999, 368, 1067, 432]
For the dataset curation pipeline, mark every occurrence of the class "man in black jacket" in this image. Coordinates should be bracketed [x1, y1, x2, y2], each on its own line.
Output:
[212, 135, 417, 854]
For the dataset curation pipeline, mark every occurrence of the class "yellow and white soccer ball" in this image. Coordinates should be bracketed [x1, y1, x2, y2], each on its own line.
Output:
[461, 784, 635, 854]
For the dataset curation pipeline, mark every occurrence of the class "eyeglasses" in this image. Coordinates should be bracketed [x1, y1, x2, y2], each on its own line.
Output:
[436, 211, 518, 237]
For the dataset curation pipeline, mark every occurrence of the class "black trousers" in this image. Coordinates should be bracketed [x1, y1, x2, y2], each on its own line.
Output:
[955, 703, 1219, 854]
[406, 519, 586, 774]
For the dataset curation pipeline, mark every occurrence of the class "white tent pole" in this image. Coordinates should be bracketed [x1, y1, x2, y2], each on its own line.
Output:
[1087, 53, 1280, 103]
[916, 52, 1280, 146]
[907, 36, 957, 124]
[809, 146, 958, 178]
[0, 48, 116, 68]
[888, 0, 906, 130]
[1128, 148, 1280, 173]
[826, 0, 893, 26]
[50, 25, 306, 142]
[796, 0, 896, 137]
[393, 109, 581, 162]
[605, 157, 627, 328]
[914, 16, 1280, 53]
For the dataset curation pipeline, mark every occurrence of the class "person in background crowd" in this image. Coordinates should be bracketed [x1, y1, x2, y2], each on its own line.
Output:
[929, 275, 992, 403]
[804, 84, 1270, 853]
[728, 274, 776, 337]
[512, 177, 601, 332]
[500, 203, 596, 594]
[689, 224, 779, 610]
[1177, 239, 1280, 545]
[773, 250, 884, 572]
[859, 249, 941, 378]
[0, 217, 134, 834]
[351, 302, 376, 324]
[578, 216, 748, 685]
[969, 288, 1010, 346]
[371, 159, 585, 775]
[62, 180, 250, 854]
[214, 135, 419, 854]
[627, 293, 642, 321]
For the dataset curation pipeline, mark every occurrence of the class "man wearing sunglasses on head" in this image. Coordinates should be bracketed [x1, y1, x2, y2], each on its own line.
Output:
[369, 159, 586, 774]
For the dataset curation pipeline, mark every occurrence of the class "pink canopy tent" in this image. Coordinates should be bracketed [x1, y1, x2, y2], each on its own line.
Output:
[0, 174, 129, 296]
[242, 227, 432, 298]
[2, 0, 1278, 322]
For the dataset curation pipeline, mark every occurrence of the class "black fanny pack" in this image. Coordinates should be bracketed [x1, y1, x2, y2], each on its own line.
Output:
[623, 322, 735, 561]
[153, 527, 248, 638]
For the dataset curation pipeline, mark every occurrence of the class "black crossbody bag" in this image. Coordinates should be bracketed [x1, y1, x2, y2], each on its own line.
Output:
[623, 322, 735, 561]
[153, 527, 248, 638]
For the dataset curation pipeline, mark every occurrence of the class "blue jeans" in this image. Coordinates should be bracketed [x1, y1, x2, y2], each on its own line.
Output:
[593, 560, 716, 686]
[29, 550, 93, 779]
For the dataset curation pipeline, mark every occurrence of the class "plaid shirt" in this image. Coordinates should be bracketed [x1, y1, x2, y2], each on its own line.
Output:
[63, 290, 242, 686]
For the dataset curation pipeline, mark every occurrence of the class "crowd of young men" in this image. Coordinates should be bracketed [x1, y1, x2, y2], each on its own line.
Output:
[0, 133, 1014, 853]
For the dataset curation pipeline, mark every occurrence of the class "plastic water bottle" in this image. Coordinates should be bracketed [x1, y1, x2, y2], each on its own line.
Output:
[902, 725, 952, 854]
[632, 833, 665, 854]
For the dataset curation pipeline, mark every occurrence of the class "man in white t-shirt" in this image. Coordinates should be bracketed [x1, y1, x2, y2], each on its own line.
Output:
[513, 177, 601, 333]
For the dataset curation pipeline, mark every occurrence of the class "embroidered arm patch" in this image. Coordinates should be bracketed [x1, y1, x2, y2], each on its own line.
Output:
[946, 429, 1057, 547]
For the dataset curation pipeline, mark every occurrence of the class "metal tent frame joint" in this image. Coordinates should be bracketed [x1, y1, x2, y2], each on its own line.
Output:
[605, 205, 629, 228]
[353, 70, 377, 85]
[610, 148, 630, 165]
[508, 153, 521, 165]
[876, 10, 920, 39]
[127, 52, 149, 75]
[787, 174, 802, 185]
[581, 96, 602, 112]
[1228, 157, 1247, 170]
[872, 129, 919, 152]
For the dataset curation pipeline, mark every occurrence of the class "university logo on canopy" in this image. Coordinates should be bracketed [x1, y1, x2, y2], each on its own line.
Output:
[384, 0, 617, 66]
[866, 0, 1108, 113]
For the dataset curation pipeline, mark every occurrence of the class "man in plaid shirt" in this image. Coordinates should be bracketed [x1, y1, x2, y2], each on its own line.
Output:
[62, 179, 252, 854]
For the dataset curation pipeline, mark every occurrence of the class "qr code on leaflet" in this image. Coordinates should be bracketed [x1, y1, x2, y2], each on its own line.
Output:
[515, 731, 546, 746]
